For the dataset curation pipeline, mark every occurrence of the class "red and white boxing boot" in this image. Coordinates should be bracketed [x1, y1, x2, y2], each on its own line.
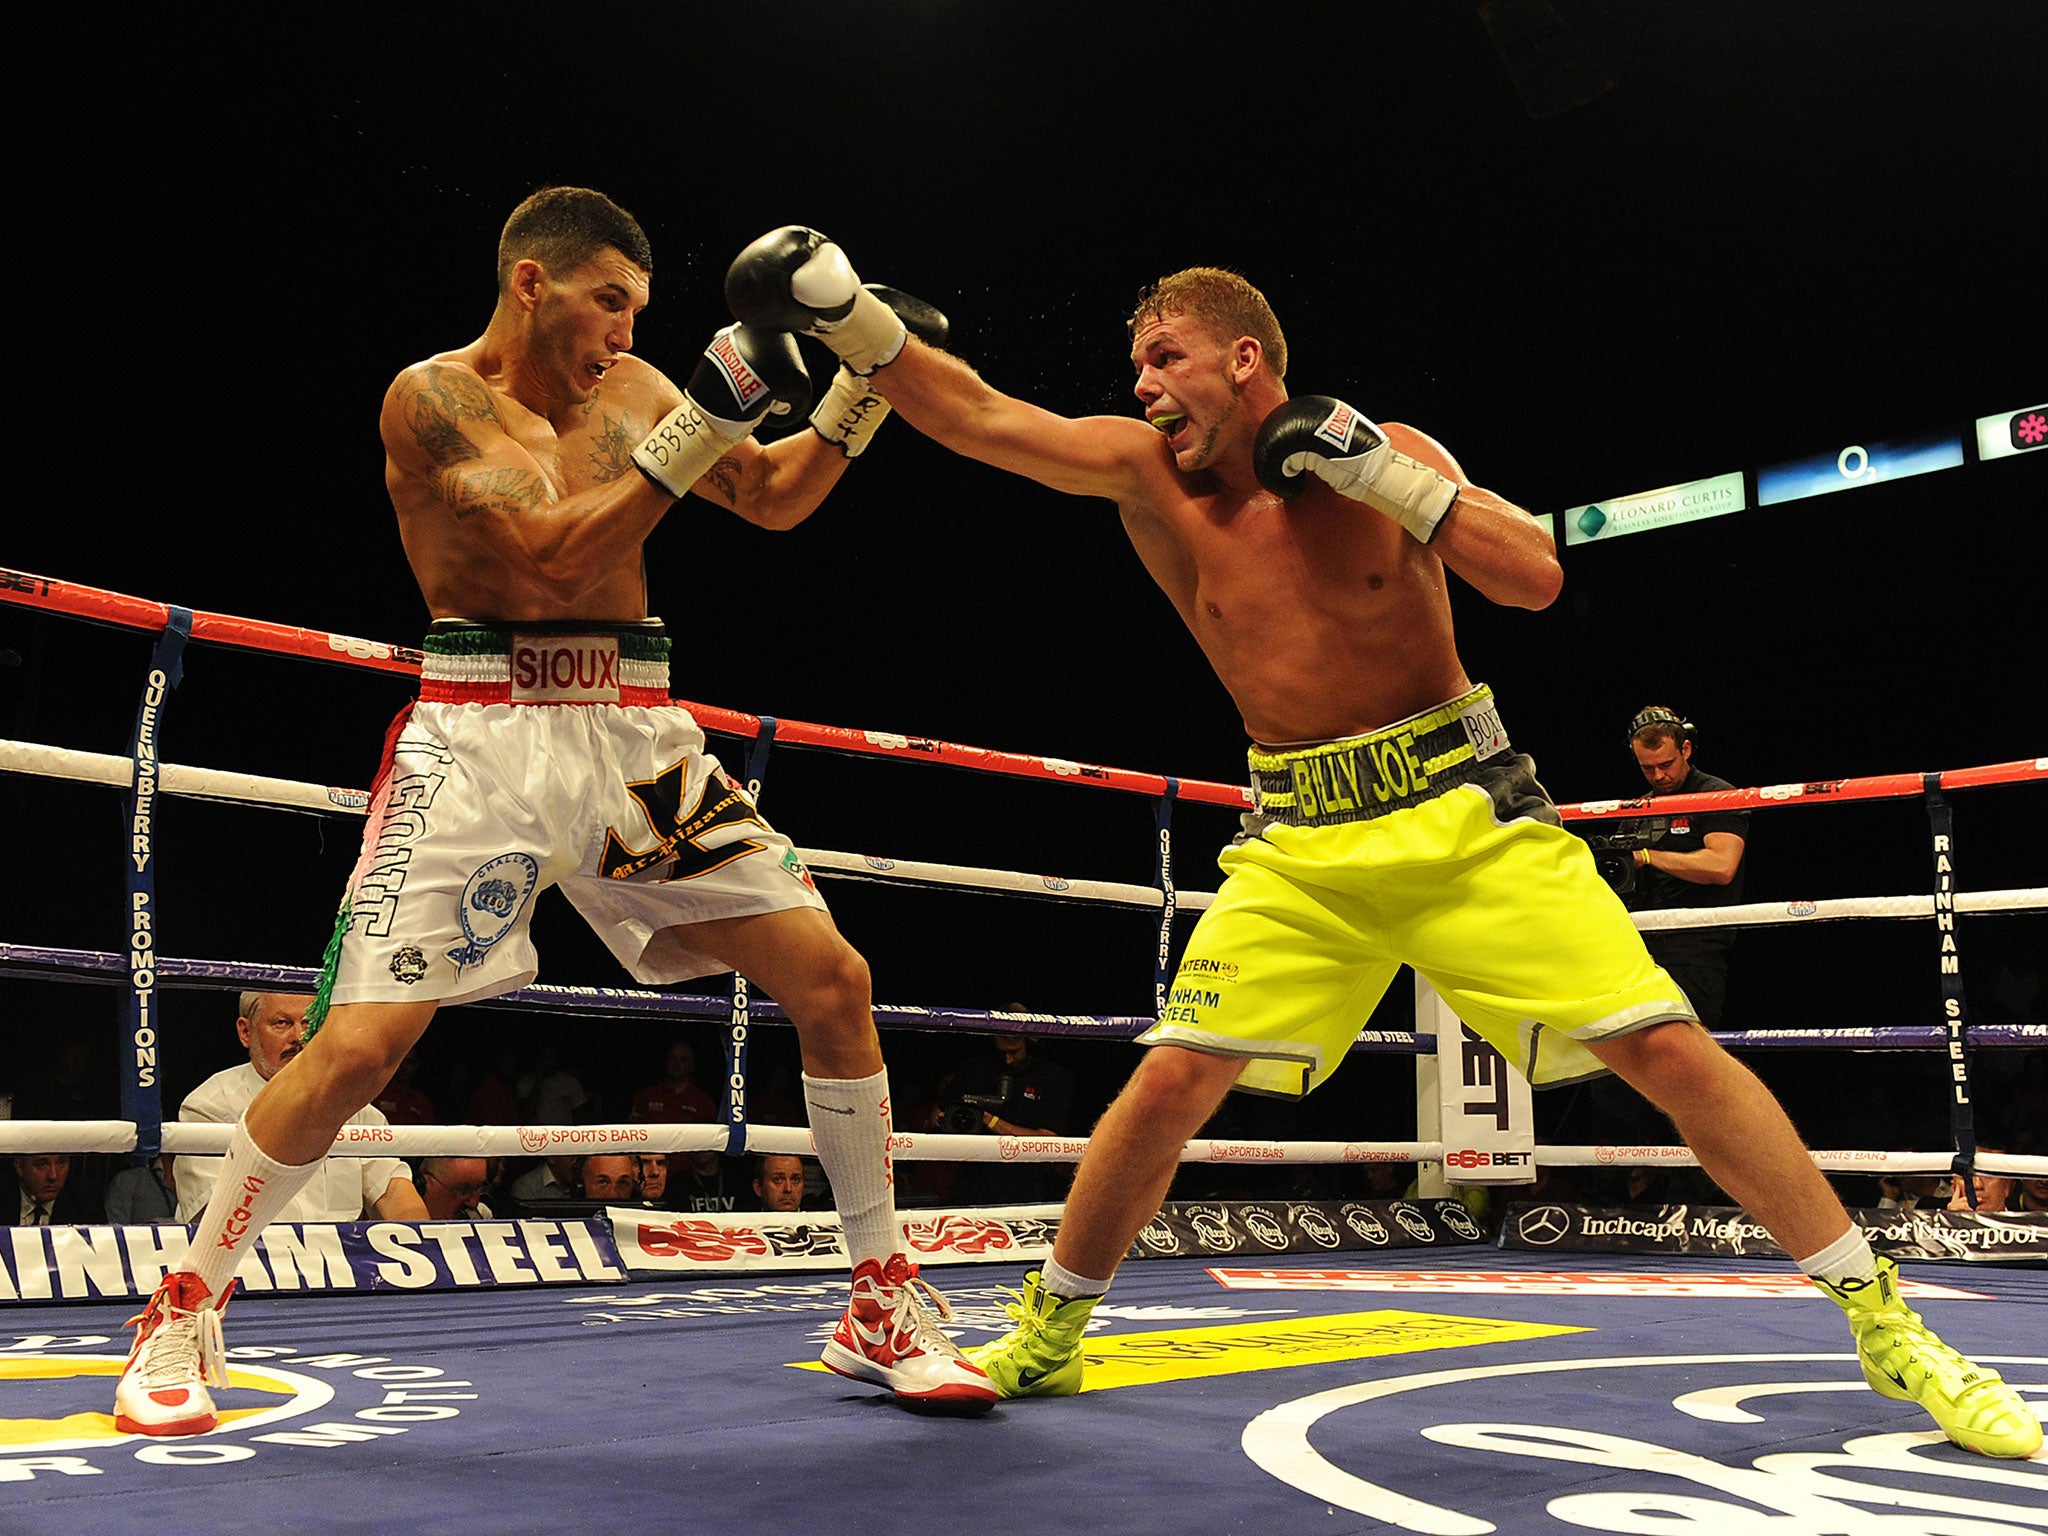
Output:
[821, 1254, 998, 1409]
[114, 1272, 234, 1436]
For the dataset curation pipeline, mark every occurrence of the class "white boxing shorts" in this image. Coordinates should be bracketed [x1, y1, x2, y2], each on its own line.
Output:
[310, 620, 826, 1021]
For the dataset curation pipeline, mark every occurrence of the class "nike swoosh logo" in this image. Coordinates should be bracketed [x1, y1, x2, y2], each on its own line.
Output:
[1014, 1367, 1048, 1389]
[817, 1105, 856, 1116]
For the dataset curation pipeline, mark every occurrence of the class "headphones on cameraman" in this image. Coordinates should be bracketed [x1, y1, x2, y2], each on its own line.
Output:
[1627, 705, 1695, 745]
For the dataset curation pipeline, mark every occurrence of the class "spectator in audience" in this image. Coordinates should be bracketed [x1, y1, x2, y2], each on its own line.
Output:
[9, 1153, 90, 1225]
[636, 1152, 671, 1207]
[753, 1153, 807, 1212]
[418, 1157, 494, 1218]
[104, 1154, 178, 1225]
[630, 1037, 717, 1189]
[1949, 1161, 2016, 1215]
[677, 1149, 741, 1212]
[373, 1047, 437, 1125]
[578, 1153, 641, 1202]
[466, 1042, 525, 1125]
[508, 1154, 579, 1206]
[1877, 1173, 1952, 1210]
[176, 993, 427, 1223]
[524, 1041, 594, 1126]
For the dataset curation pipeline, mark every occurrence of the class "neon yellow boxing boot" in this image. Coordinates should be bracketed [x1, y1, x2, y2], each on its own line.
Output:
[1816, 1254, 2042, 1458]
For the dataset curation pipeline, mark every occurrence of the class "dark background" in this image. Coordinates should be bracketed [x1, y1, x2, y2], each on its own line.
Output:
[2, 4, 2041, 1174]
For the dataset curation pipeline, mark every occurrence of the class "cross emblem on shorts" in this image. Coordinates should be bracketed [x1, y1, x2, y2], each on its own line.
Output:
[599, 760, 767, 882]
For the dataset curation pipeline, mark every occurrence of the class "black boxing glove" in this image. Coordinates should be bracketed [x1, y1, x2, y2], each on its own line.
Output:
[1252, 396, 1459, 542]
[726, 227, 908, 375]
[631, 325, 810, 498]
[809, 285, 951, 458]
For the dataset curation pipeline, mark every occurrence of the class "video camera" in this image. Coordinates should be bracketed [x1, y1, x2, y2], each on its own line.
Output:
[940, 1075, 1013, 1134]
[1575, 817, 1668, 895]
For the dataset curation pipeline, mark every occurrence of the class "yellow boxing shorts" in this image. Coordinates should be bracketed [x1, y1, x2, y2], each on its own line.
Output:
[1137, 685, 1693, 1097]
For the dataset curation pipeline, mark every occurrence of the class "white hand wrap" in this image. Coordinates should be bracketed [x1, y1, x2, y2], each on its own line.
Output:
[1285, 437, 1460, 543]
[798, 249, 907, 374]
[809, 365, 892, 458]
[631, 398, 752, 498]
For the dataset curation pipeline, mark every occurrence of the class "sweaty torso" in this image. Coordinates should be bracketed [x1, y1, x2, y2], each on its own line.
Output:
[1119, 423, 1472, 745]
[385, 347, 681, 622]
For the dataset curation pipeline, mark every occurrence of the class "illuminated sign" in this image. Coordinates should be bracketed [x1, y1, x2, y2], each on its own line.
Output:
[1757, 432, 1963, 506]
[1975, 403, 2047, 460]
[1562, 471, 1745, 546]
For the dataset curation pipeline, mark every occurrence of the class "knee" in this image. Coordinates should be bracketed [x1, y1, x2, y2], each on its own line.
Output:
[790, 938, 872, 1028]
[1596, 1021, 1735, 1106]
[303, 1021, 413, 1108]
[1125, 1048, 1241, 1125]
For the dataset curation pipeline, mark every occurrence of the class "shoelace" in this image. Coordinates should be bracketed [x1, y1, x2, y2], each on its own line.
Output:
[128, 1300, 228, 1389]
[880, 1271, 968, 1359]
[994, 1284, 1033, 1326]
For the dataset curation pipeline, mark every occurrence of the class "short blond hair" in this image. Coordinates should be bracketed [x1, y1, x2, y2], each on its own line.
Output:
[1129, 268, 1287, 378]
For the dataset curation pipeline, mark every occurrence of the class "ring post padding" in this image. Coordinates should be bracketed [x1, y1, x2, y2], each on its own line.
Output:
[1924, 779, 1983, 1204]
[1154, 778, 1180, 1014]
[125, 605, 193, 1157]
[723, 716, 779, 1157]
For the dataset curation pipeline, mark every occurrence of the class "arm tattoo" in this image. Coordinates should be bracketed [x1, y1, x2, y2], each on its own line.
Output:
[441, 464, 552, 521]
[405, 366, 502, 469]
[585, 414, 638, 484]
[703, 456, 743, 507]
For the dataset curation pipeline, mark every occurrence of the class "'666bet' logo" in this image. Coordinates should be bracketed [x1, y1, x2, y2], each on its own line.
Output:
[2, 1331, 480, 1482]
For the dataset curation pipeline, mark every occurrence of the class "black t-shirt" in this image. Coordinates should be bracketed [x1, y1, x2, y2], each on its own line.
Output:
[950, 1050, 1076, 1136]
[1622, 767, 1750, 959]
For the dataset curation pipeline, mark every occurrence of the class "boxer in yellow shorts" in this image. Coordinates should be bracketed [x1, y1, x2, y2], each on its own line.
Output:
[1143, 685, 1690, 1096]
[790, 238, 2040, 1453]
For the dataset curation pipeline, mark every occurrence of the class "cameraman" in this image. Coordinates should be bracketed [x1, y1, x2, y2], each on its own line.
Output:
[942, 1029, 1076, 1203]
[1614, 706, 1750, 1028]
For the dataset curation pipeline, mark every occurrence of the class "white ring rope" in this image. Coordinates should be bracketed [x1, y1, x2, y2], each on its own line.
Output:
[5, 1118, 2041, 1181]
[4, 738, 2038, 927]
[0, 1117, 1444, 1166]
[0, 739, 1213, 913]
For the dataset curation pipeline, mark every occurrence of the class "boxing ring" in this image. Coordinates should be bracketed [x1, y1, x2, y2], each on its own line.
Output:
[2, 571, 2043, 1527]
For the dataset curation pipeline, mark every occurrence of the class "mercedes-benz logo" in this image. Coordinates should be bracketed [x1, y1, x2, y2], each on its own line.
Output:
[1516, 1205, 1573, 1245]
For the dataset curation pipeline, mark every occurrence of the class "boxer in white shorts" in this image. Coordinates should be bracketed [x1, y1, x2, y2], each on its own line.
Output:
[113, 188, 995, 1440]
[318, 621, 828, 1013]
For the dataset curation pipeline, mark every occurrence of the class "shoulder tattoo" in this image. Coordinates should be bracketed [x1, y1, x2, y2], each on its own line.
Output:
[404, 365, 503, 468]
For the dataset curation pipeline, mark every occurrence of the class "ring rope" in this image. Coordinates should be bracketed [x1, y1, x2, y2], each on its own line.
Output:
[5, 571, 2042, 1193]
[7, 943, 2044, 1055]
[10, 570, 2037, 811]
[6, 1117, 2040, 1181]
[8, 740, 2039, 924]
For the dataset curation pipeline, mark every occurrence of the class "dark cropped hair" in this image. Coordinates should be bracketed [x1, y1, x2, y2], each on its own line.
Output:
[496, 187, 653, 293]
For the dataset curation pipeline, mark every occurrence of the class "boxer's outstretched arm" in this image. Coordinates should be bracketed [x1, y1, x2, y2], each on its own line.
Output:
[693, 426, 857, 532]
[871, 338, 1153, 503]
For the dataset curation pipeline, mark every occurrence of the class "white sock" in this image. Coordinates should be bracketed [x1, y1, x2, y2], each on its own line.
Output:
[802, 1068, 901, 1269]
[1041, 1256, 1112, 1302]
[179, 1117, 321, 1302]
[1795, 1222, 1877, 1288]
